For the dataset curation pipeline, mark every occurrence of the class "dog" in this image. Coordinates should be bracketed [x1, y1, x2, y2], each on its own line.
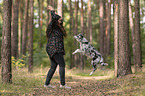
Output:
[72, 33, 108, 75]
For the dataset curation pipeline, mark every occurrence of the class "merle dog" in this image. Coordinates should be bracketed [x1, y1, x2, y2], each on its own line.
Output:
[72, 34, 108, 75]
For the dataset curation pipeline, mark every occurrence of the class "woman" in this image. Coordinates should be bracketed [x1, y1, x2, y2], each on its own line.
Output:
[44, 6, 71, 89]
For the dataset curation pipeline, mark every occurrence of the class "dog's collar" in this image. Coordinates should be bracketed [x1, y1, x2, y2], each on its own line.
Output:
[82, 42, 89, 44]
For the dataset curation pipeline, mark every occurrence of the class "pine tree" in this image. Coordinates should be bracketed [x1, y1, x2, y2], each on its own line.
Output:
[118, 0, 132, 77]
[1, 0, 12, 83]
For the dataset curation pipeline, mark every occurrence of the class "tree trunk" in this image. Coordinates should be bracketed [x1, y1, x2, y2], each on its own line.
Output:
[103, 0, 107, 56]
[134, 0, 142, 72]
[84, 2, 88, 39]
[75, 0, 79, 35]
[68, 0, 75, 34]
[87, 0, 92, 43]
[28, 0, 34, 73]
[48, 0, 52, 23]
[114, 0, 119, 77]
[37, 0, 41, 47]
[0, 7, 1, 60]
[128, 0, 136, 72]
[1, 0, 12, 83]
[0, 5, 2, 61]
[39, 0, 44, 48]
[118, 0, 132, 77]
[105, 0, 111, 56]
[81, 0, 84, 35]
[11, 0, 19, 59]
[22, 0, 29, 56]
[18, 0, 24, 58]
[74, 0, 79, 68]
[52, 0, 55, 8]
[99, 0, 105, 56]
[57, 0, 62, 17]
[37, 0, 44, 48]
[68, 0, 75, 69]
[46, 0, 50, 25]
[80, 0, 84, 71]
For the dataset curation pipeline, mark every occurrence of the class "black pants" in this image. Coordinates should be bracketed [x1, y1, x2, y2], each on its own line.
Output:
[45, 53, 65, 85]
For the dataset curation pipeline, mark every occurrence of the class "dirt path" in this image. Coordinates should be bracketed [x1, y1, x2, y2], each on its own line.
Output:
[31, 73, 145, 96]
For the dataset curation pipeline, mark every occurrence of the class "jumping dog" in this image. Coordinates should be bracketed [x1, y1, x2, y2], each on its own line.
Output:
[72, 34, 108, 75]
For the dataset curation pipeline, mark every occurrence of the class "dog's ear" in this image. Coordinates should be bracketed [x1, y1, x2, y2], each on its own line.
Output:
[78, 33, 84, 39]
[78, 33, 82, 35]
[81, 35, 83, 38]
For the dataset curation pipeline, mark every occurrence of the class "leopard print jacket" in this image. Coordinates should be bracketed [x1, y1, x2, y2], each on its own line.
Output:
[46, 11, 65, 57]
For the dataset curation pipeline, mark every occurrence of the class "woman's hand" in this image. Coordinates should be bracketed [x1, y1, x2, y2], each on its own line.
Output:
[47, 6, 54, 10]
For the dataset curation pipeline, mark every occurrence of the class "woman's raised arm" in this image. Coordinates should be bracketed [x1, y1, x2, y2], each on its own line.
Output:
[47, 6, 61, 23]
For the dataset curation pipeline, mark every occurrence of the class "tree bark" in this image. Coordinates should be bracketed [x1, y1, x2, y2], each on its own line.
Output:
[84, 2, 88, 39]
[28, 0, 34, 73]
[18, 0, 24, 58]
[22, 0, 29, 56]
[57, 0, 63, 17]
[74, 0, 79, 68]
[114, 0, 119, 77]
[128, 0, 136, 72]
[39, 0, 44, 48]
[81, 0, 84, 35]
[68, 0, 75, 34]
[1, 0, 12, 83]
[99, 0, 105, 56]
[118, 0, 132, 77]
[46, 0, 50, 25]
[134, 0, 142, 72]
[105, 0, 111, 56]
[68, 0, 75, 69]
[48, 0, 52, 23]
[75, 0, 79, 35]
[11, 0, 19, 59]
[87, 0, 92, 43]
[37, 0, 41, 47]
[51, 0, 54, 8]
[80, 0, 84, 71]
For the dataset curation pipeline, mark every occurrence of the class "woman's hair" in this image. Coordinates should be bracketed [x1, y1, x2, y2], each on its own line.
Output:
[46, 23, 51, 39]
[46, 12, 67, 39]
[46, 12, 52, 39]
[57, 23, 67, 37]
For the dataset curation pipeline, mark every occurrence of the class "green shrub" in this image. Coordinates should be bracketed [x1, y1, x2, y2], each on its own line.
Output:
[11, 56, 26, 69]
[33, 46, 50, 67]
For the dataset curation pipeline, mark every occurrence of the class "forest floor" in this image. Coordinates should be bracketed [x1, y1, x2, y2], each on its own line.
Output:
[0, 65, 145, 96]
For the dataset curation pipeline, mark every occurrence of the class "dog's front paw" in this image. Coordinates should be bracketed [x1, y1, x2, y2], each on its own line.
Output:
[101, 63, 108, 66]
[72, 52, 76, 54]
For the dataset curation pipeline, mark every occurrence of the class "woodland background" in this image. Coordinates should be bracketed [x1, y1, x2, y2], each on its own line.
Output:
[0, 0, 145, 95]
[0, 0, 145, 78]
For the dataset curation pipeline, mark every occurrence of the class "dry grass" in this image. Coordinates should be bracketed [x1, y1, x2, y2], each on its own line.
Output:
[0, 65, 145, 96]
